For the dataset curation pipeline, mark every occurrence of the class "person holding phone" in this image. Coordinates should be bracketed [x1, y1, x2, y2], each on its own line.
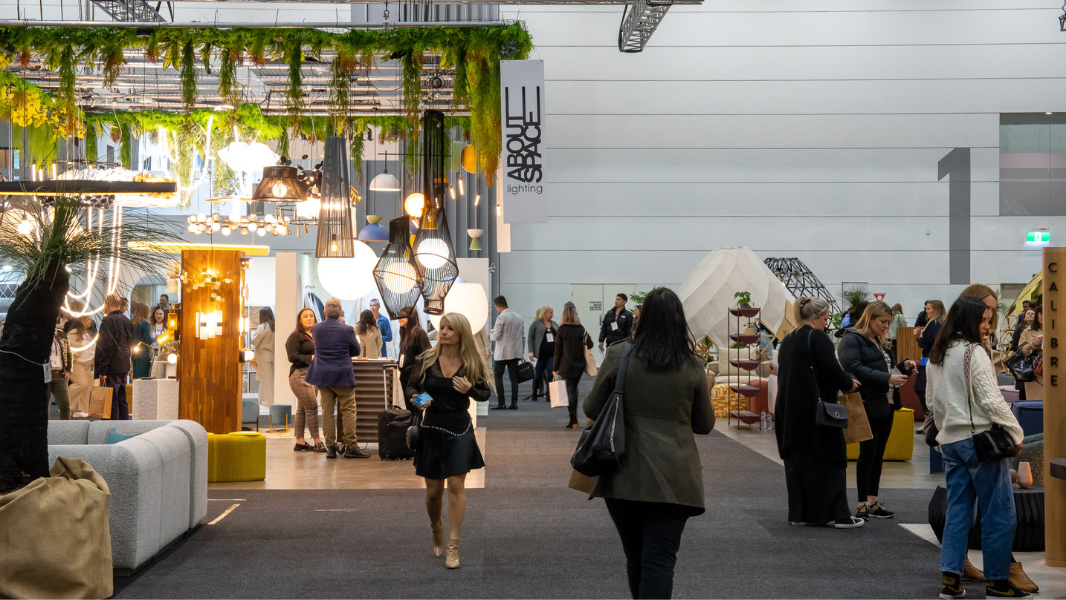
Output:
[838, 301, 917, 520]
[405, 312, 493, 570]
[914, 300, 946, 412]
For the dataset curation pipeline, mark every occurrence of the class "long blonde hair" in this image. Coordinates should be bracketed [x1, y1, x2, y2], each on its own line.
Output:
[852, 300, 893, 348]
[418, 312, 493, 390]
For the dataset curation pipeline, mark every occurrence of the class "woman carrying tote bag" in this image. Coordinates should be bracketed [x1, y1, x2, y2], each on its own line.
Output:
[582, 288, 713, 599]
[928, 296, 1026, 600]
[554, 302, 595, 429]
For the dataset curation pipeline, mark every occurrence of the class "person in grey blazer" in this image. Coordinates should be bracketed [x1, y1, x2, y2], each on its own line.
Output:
[305, 298, 364, 459]
[527, 305, 559, 402]
[583, 287, 714, 600]
[490, 296, 525, 410]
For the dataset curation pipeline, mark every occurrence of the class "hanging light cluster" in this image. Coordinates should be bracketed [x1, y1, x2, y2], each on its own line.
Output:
[186, 212, 292, 237]
[180, 267, 233, 303]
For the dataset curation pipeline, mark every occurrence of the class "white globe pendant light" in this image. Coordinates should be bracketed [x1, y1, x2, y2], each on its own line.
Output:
[427, 283, 490, 332]
[316, 241, 378, 300]
[415, 238, 449, 269]
[383, 261, 418, 293]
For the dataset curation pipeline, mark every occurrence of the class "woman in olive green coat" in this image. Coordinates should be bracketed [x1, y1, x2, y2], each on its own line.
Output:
[583, 287, 714, 600]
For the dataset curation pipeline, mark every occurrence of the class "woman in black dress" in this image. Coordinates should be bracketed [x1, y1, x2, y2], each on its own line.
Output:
[913, 299, 945, 412]
[775, 297, 863, 528]
[405, 312, 492, 570]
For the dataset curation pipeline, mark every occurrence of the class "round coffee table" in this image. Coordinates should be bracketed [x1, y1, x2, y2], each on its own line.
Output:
[928, 484, 1045, 552]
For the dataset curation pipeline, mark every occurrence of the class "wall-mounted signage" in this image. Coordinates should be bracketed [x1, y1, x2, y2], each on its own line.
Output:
[1028, 230, 1051, 243]
[500, 59, 547, 224]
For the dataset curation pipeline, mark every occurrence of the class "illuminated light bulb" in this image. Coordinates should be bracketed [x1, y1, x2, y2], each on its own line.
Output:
[271, 228, 279, 236]
[458, 179, 464, 195]
[383, 261, 417, 293]
[257, 227, 266, 236]
[416, 238, 450, 269]
[330, 235, 338, 253]
[187, 224, 198, 234]
[272, 181, 287, 197]
[30, 163, 37, 181]
[167, 353, 177, 364]
[404, 193, 425, 218]
[17, 220, 33, 236]
[449, 185, 456, 200]
[211, 223, 221, 233]
[197, 213, 206, 223]
[247, 214, 258, 222]
[188, 215, 197, 225]
[241, 228, 249, 236]
[197, 223, 206, 233]
[496, 204, 502, 217]
[221, 226, 231, 236]
[265, 214, 276, 224]
[211, 213, 221, 222]
[474, 193, 480, 206]
[132, 345, 140, 353]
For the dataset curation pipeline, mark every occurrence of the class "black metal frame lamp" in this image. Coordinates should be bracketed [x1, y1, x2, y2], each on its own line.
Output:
[315, 137, 355, 258]
[372, 216, 425, 317]
[413, 110, 459, 315]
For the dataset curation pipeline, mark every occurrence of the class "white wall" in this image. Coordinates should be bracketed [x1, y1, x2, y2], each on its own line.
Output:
[496, 0, 1066, 324]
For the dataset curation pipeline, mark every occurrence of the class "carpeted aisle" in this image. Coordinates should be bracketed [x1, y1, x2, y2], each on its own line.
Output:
[114, 379, 944, 598]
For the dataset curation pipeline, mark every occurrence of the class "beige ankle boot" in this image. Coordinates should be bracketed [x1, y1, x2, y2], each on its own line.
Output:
[431, 521, 444, 557]
[963, 557, 986, 582]
[445, 539, 460, 569]
[1010, 561, 1039, 593]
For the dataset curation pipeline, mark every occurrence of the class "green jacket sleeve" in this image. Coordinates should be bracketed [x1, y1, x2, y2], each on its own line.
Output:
[690, 364, 714, 434]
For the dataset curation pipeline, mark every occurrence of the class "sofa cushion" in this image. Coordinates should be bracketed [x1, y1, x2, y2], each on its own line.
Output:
[105, 428, 143, 444]
[47, 421, 90, 446]
[88, 420, 173, 445]
[165, 421, 209, 528]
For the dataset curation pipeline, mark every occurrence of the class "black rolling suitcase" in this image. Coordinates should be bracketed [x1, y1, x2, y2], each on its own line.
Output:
[378, 406, 416, 460]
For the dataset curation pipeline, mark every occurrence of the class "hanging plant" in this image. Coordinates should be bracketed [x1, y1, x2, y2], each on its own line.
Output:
[401, 48, 423, 128]
[283, 37, 304, 134]
[84, 121, 98, 162]
[276, 122, 290, 159]
[217, 39, 243, 107]
[101, 39, 125, 89]
[349, 118, 367, 184]
[328, 48, 357, 133]
[179, 39, 198, 112]
[119, 122, 133, 169]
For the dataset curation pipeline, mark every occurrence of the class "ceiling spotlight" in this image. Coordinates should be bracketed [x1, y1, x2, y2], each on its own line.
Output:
[429, 76, 444, 89]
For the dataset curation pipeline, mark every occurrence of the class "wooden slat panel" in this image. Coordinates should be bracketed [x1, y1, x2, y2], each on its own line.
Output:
[353, 360, 397, 444]
[896, 327, 922, 363]
[178, 250, 243, 435]
[1042, 248, 1066, 567]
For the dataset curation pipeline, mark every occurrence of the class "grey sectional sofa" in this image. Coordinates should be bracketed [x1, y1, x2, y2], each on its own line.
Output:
[47, 420, 208, 575]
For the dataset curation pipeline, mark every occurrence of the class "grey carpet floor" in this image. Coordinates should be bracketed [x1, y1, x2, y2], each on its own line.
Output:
[113, 379, 951, 599]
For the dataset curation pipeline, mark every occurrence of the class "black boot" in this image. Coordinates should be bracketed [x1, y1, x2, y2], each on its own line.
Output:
[939, 572, 964, 600]
[531, 378, 540, 402]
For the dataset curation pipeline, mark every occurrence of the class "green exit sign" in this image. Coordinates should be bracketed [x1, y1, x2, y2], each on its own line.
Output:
[1027, 231, 1051, 243]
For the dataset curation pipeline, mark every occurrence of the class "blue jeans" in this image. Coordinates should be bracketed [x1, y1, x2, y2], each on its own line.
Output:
[533, 355, 554, 384]
[940, 438, 1016, 580]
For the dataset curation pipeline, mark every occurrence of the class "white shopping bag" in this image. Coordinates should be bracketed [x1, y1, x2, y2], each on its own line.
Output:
[549, 379, 569, 408]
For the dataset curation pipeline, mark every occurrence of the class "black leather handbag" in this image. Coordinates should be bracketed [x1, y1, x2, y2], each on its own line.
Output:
[808, 331, 848, 429]
[963, 343, 1015, 462]
[571, 342, 633, 477]
[517, 360, 535, 383]
[1005, 349, 1037, 382]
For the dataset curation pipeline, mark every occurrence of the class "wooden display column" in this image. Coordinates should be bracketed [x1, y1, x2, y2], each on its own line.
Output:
[1044, 247, 1066, 567]
[178, 249, 244, 434]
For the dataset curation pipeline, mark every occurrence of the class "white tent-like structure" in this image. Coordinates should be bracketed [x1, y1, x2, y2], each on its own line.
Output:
[678, 247, 796, 349]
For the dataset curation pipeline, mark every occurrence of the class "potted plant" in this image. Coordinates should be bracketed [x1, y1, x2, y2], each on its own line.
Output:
[734, 291, 752, 308]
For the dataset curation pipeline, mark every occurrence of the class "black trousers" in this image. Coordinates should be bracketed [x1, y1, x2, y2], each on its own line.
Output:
[605, 499, 691, 599]
[564, 374, 582, 425]
[856, 412, 895, 502]
[104, 373, 129, 420]
[493, 358, 520, 407]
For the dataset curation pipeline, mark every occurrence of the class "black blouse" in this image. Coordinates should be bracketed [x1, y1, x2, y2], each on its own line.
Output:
[286, 330, 315, 375]
[405, 358, 491, 429]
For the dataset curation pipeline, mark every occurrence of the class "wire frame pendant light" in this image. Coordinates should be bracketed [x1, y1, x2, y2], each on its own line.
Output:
[414, 110, 459, 315]
[372, 216, 425, 317]
[315, 137, 355, 258]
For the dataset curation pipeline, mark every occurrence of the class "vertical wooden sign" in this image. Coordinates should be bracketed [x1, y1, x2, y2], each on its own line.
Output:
[1044, 247, 1066, 567]
[178, 249, 244, 435]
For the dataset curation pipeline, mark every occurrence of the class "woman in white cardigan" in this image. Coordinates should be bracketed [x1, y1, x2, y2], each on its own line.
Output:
[928, 296, 1026, 600]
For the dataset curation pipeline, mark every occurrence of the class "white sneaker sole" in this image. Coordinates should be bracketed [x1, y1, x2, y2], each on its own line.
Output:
[835, 517, 865, 529]
[939, 591, 966, 599]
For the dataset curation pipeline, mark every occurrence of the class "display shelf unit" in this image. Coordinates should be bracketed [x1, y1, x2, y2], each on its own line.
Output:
[727, 306, 763, 429]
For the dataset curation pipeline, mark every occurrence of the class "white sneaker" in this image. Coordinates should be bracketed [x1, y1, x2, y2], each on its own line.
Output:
[835, 516, 865, 529]
[72, 411, 88, 418]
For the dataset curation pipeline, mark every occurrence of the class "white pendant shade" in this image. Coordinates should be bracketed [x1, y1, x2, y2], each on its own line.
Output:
[428, 283, 490, 332]
[677, 247, 795, 349]
[218, 141, 279, 174]
[316, 241, 378, 300]
[383, 261, 418, 293]
[416, 238, 449, 269]
[369, 172, 401, 192]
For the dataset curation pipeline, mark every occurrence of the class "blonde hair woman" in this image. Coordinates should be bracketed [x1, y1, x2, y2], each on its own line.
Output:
[914, 299, 947, 414]
[838, 301, 917, 520]
[553, 302, 594, 428]
[405, 312, 493, 569]
[527, 305, 559, 402]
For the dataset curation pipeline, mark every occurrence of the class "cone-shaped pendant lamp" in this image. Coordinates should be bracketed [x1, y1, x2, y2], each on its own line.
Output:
[315, 137, 355, 258]
[413, 110, 459, 315]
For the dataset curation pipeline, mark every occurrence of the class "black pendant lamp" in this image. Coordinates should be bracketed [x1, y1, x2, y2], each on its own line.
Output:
[315, 137, 355, 258]
[413, 110, 459, 315]
[372, 216, 424, 317]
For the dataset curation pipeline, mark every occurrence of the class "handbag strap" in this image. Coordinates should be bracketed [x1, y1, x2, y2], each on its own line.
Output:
[805, 329, 824, 403]
[613, 342, 634, 396]
[962, 342, 978, 437]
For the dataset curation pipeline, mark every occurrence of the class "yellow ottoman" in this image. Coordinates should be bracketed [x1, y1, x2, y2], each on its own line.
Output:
[207, 432, 266, 483]
[847, 408, 915, 461]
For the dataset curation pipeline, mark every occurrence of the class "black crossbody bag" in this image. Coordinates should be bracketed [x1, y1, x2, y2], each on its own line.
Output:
[809, 331, 848, 428]
[963, 343, 1015, 462]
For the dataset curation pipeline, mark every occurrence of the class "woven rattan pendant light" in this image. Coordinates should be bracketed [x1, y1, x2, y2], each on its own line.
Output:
[315, 137, 355, 258]
[372, 216, 425, 317]
[413, 110, 459, 315]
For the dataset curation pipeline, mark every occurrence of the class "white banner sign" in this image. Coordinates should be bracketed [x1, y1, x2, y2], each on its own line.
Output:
[500, 59, 547, 224]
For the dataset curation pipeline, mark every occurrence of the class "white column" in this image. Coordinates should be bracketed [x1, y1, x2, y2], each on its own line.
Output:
[274, 253, 300, 407]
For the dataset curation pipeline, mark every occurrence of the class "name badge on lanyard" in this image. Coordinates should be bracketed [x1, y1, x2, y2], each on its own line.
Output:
[611, 321, 619, 331]
[545, 331, 554, 343]
[50, 339, 62, 369]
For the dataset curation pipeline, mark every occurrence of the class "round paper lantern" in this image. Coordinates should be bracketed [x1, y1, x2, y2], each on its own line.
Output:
[316, 241, 377, 300]
[461, 145, 477, 174]
[416, 238, 450, 269]
[428, 282, 489, 332]
[404, 193, 425, 219]
[383, 261, 418, 293]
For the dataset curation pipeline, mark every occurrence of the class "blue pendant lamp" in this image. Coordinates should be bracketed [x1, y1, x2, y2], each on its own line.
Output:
[357, 215, 389, 242]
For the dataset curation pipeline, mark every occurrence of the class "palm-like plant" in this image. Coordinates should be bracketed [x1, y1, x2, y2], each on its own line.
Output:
[842, 287, 870, 310]
[0, 197, 179, 493]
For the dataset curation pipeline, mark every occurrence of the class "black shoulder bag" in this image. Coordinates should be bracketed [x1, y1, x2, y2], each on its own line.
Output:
[1005, 349, 1037, 382]
[571, 342, 633, 477]
[810, 330, 848, 428]
[964, 343, 1015, 462]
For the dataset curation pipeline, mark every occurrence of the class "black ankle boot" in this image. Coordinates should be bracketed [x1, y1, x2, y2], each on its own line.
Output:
[531, 379, 540, 401]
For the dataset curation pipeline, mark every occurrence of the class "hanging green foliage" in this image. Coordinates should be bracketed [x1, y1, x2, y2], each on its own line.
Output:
[329, 48, 357, 134]
[180, 39, 198, 111]
[284, 37, 304, 133]
[84, 123, 98, 162]
[119, 122, 132, 169]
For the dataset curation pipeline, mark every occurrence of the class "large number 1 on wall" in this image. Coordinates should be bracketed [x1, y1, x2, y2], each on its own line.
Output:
[938, 148, 970, 285]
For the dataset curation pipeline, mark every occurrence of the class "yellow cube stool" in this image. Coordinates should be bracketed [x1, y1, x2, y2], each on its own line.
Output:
[207, 432, 266, 483]
[847, 408, 915, 461]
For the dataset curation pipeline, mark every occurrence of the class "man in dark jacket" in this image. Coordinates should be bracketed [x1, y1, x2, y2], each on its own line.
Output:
[598, 293, 633, 351]
[96, 293, 133, 420]
[305, 297, 364, 458]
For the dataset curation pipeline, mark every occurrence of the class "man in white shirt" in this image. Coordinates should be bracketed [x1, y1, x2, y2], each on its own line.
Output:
[490, 295, 526, 410]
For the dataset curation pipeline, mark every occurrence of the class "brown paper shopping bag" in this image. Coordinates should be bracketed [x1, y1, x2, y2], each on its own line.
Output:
[839, 392, 873, 445]
[88, 385, 113, 420]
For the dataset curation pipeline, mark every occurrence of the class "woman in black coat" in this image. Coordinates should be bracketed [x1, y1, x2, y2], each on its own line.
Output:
[775, 297, 862, 528]
[839, 301, 916, 520]
[553, 301, 594, 429]
[397, 306, 433, 411]
[913, 299, 945, 412]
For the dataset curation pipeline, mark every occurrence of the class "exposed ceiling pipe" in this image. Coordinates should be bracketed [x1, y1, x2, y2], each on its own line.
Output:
[0, 19, 512, 28]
